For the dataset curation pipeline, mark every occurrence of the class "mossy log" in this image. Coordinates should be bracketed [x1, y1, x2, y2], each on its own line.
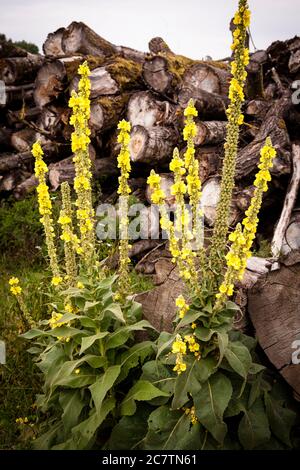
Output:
[61, 22, 117, 57]
[127, 91, 177, 128]
[90, 93, 131, 133]
[245, 50, 268, 100]
[70, 57, 143, 99]
[143, 51, 230, 99]
[129, 125, 178, 164]
[4, 83, 34, 107]
[0, 54, 44, 85]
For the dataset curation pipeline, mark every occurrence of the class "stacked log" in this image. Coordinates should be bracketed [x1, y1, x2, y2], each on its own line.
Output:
[0, 24, 299, 234]
[1, 23, 300, 398]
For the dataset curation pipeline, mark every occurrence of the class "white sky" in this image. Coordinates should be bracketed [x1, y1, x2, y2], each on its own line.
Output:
[0, 0, 299, 59]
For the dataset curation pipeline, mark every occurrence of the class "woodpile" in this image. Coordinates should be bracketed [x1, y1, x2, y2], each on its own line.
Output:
[1, 23, 300, 395]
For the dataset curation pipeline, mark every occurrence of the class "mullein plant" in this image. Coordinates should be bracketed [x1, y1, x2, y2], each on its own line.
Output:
[115, 119, 132, 301]
[138, 0, 295, 450]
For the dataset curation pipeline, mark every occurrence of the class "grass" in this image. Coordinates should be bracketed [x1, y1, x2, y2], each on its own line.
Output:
[0, 194, 155, 449]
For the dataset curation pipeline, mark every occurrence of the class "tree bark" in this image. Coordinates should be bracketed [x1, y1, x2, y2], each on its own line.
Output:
[129, 125, 178, 164]
[11, 128, 37, 153]
[178, 87, 228, 120]
[127, 91, 177, 128]
[235, 97, 292, 180]
[0, 54, 44, 85]
[194, 121, 227, 146]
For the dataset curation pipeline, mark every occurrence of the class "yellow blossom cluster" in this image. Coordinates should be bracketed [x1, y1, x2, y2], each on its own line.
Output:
[116, 119, 132, 301]
[210, 0, 250, 273]
[172, 332, 201, 375]
[9, 277, 22, 296]
[216, 138, 276, 308]
[15, 417, 29, 425]
[183, 99, 202, 239]
[172, 334, 187, 374]
[9, 277, 35, 327]
[184, 406, 198, 425]
[69, 61, 95, 264]
[175, 294, 190, 319]
[32, 142, 61, 285]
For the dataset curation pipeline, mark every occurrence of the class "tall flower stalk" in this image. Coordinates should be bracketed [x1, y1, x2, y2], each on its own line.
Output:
[215, 138, 276, 310]
[116, 119, 132, 301]
[210, 0, 250, 275]
[31, 141, 61, 287]
[69, 61, 95, 267]
[58, 182, 78, 285]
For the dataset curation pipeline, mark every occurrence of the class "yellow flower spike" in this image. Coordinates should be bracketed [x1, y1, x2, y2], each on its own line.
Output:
[210, 0, 251, 275]
[69, 61, 95, 267]
[31, 141, 60, 284]
[215, 138, 276, 311]
[116, 119, 132, 301]
[8, 277, 35, 328]
[59, 182, 77, 285]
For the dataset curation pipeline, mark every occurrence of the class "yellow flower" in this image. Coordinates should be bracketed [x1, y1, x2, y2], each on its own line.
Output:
[77, 281, 84, 289]
[51, 276, 63, 286]
[75, 368, 80, 374]
[9, 277, 19, 286]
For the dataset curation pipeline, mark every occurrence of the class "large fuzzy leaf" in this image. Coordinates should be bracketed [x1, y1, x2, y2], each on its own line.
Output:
[264, 393, 295, 447]
[120, 380, 169, 416]
[194, 372, 232, 444]
[89, 365, 121, 412]
[238, 398, 271, 449]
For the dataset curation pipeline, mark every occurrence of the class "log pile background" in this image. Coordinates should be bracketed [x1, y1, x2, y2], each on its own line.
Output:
[1, 22, 300, 397]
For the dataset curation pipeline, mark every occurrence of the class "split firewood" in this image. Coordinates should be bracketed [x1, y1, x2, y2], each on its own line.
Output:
[129, 125, 178, 164]
[11, 128, 37, 153]
[42, 27, 65, 57]
[0, 54, 44, 85]
[235, 97, 292, 179]
[245, 50, 268, 100]
[60, 22, 117, 57]
[90, 93, 131, 133]
[0, 151, 33, 173]
[195, 145, 222, 183]
[194, 121, 227, 146]
[13, 174, 39, 199]
[245, 99, 271, 119]
[248, 251, 300, 398]
[281, 209, 300, 255]
[48, 155, 118, 190]
[0, 128, 13, 151]
[181, 62, 230, 97]
[178, 87, 228, 120]
[5, 83, 34, 106]
[0, 170, 29, 192]
[7, 106, 40, 126]
[34, 57, 83, 107]
[272, 145, 300, 257]
[127, 91, 177, 129]
[201, 176, 240, 227]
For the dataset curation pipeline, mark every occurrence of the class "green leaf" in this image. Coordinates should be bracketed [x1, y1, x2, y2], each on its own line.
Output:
[264, 393, 295, 447]
[157, 332, 175, 358]
[238, 398, 271, 449]
[80, 331, 108, 354]
[105, 321, 152, 351]
[83, 301, 103, 317]
[107, 405, 151, 450]
[72, 396, 115, 449]
[33, 422, 64, 450]
[117, 342, 155, 383]
[59, 390, 85, 433]
[194, 327, 214, 342]
[224, 341, 252, 380]
[103, 303, 125, 324]
[141, 360, 175, 396]
[194, 372, 232, 444]
[176, 309, 206, 330]
[85, 355, 106, 369]
[172, 358, 202, 409]
[89, 365, 121, 412]
[216, 332, 228, 367]
[144, 405, 201, 450]
[120, 380, 169, 416]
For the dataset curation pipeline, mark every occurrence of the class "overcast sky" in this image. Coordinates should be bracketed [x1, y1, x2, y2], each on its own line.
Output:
[0, 0, 299, 59]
